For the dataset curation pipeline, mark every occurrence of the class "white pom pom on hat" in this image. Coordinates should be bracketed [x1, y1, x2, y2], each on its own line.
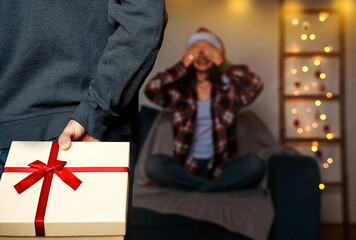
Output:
[186, 27, 223, 50]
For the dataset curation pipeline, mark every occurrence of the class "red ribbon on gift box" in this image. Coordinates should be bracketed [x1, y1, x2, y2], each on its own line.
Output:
[3, 142, 129, 236]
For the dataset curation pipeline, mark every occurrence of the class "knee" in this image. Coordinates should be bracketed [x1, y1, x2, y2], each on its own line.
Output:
[242, 154, 266, 176]
[144, 154, 170, 179]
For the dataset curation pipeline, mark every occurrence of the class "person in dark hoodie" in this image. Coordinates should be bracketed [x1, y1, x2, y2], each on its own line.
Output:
[0, 1, 167, 177]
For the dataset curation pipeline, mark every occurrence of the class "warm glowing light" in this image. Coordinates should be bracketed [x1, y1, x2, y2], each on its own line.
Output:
[324, 46, 332, 53]
[326, 133, 335, 140]
[291, 48, 300, 54]
[315, 100, 321, 106]
[312, 141, 319, 146]
[326, 92, 333, 98]
[312, 82, 318, 87]
[340, 0, 355, 17]
[311, 146, 318, 152]
[291, 108, 298, 114]
[320, 73, 326, 79]
[297, 128, 303, 134]
[319, 183, 325, 190]
[304, 85, 310, 91]
[305, 126, 311, 132]
[291, 68, 298, 75]
[284, 2, 303, 13]
[323, 163, 329, 169]
[294, 90, 300, 96]
[309, 34, 316, 40]
[292, 18, 299, 25]
[314, 59, 321, 66]
[306, 107, 312, 113]
[227, 0, 251, 15]
[319, 12, 329, 22]
[301, 34, 308, 40]
[302, 66, 309, 72]
[327, 158, 334, 164]
[312, 122, 318, 128]
[320, 114, 327, 120]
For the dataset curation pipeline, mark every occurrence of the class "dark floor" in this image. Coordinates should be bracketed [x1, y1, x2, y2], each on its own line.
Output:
[320, 224, 356, 240]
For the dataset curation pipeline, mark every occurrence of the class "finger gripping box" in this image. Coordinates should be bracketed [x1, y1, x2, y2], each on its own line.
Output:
[0, 141, 130, 240]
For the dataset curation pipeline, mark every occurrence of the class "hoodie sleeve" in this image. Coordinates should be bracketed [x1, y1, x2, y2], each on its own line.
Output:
[71, 0, 168, 140]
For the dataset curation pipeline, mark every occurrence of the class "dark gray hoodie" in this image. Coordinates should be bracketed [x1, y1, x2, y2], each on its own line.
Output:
[0, 0, 168, 148]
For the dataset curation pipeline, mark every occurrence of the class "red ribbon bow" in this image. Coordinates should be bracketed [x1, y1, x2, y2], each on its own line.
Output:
[14, 159, 82, 194]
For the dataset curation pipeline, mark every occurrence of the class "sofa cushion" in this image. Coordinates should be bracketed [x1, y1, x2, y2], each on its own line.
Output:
[137, 106, 159, 153]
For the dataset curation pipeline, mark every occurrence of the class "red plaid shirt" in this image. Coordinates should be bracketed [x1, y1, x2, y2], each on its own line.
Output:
[145, 61, 263, 177]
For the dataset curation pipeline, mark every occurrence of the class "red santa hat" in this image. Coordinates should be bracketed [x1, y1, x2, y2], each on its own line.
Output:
[186, 27, 223, 50]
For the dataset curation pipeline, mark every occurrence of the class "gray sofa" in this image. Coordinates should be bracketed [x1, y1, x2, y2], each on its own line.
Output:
[127, 106, 321, 240]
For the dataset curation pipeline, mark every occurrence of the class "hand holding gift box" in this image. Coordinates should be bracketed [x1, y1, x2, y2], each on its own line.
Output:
[0, 141, 130, 240]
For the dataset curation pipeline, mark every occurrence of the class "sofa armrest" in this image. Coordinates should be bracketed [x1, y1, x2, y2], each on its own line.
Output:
[137, 106, 160, 153]
[267, 154, 321, 240]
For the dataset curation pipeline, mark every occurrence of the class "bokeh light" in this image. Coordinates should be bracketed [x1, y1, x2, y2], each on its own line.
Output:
[326, 133, 335, 140]
[319, 12, 329, 22]
[314, 59, 321, 66]
[324, 46, 332, 53]
[309, 34, 316, 40]
[311, 146, 318, 152]
[320, 73, 326, 79]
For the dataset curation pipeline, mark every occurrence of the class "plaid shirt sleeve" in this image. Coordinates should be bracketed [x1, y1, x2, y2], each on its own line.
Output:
[145, 61, 188, 107]
[220, 62, 263, 106]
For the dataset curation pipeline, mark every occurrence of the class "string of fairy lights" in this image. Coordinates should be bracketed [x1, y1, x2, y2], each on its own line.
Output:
[288, 11, 337, 191]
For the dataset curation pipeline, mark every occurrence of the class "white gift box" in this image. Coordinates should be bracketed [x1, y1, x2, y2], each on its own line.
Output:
[0, 141, 130, 240]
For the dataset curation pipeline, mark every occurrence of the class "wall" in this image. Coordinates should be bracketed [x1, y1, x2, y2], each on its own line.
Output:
[138, 0, 356, 223]
[140, 0, 280, 136]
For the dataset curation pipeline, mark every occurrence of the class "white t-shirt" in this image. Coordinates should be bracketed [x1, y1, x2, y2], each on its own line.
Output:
[190, 99, 214, 159]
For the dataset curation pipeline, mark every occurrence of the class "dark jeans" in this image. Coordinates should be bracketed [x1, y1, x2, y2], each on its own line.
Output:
[145, 154, 265, 192]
